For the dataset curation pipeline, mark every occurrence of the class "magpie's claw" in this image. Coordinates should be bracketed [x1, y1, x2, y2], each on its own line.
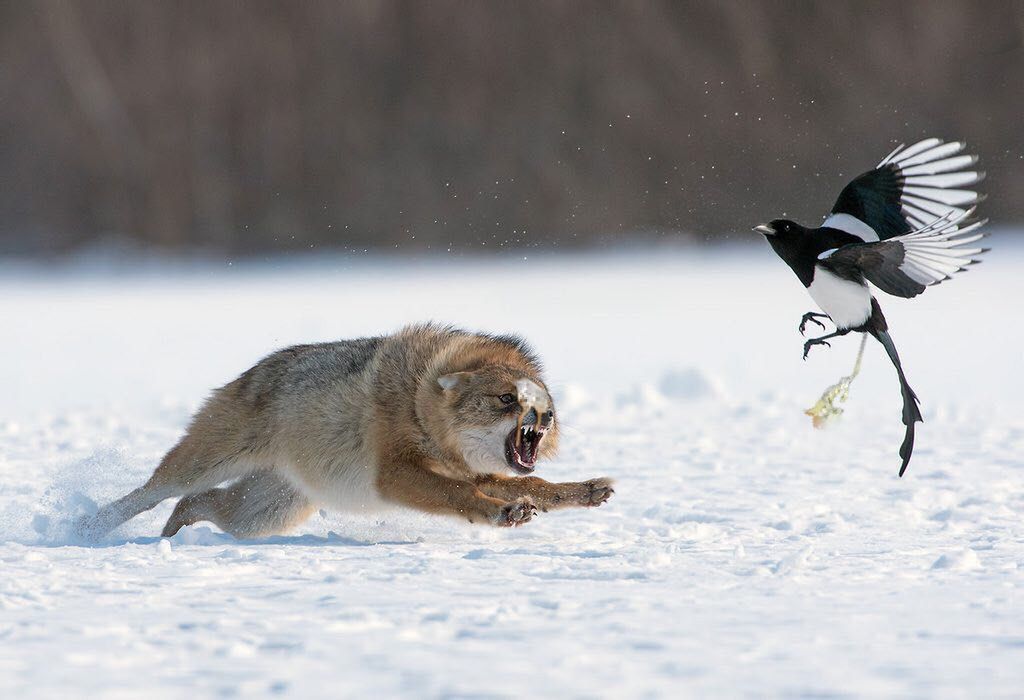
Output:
[802, 338, 832, 360]
[798, 312, 829, 336]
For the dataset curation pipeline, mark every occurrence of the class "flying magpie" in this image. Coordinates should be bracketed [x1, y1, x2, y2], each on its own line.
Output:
[753, 138, 988, 476]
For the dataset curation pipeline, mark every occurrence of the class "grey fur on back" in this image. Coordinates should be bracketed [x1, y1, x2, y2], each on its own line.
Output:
[232, 335, 385, 409]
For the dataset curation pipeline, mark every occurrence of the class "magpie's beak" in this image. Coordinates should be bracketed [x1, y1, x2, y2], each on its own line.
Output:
[752, 223, 775, 237]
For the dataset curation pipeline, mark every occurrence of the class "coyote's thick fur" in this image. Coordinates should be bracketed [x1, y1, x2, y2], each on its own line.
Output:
[80, 324, 613, 539]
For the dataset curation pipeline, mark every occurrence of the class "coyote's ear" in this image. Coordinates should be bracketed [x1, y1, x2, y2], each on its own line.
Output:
[437, 372, 468, 391]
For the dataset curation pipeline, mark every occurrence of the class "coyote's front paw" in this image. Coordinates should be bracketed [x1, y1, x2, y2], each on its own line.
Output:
[499, 496, 537, 527]
[580, 478, 615, 507]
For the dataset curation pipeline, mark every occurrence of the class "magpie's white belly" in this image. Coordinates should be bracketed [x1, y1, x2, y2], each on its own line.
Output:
[807, 267, 872, 329]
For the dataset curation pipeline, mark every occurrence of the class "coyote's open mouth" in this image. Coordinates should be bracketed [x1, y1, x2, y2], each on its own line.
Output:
[505, 408, 549, 474]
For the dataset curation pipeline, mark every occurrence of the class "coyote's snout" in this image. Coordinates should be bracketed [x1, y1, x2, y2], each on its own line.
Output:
[78, 324, 614, 540]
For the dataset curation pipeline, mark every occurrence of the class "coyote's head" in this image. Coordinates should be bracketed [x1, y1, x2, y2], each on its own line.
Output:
[427, 366, 559, 475]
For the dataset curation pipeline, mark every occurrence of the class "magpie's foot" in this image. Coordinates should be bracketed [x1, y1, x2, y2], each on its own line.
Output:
[802, 337, 832, 360]
[799, 312, 829, 336]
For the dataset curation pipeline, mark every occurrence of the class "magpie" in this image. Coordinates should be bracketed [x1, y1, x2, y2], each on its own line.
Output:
[753, 138, 988, 476]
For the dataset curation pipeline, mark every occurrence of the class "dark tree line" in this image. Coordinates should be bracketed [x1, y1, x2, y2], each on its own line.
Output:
[1, 1, 1022, 256]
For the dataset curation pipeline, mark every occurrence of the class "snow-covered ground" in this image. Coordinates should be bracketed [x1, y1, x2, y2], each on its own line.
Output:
[2, 240, 1023, 698]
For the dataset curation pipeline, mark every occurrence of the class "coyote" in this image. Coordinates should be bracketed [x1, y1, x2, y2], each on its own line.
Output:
[80, 324, 613, 539]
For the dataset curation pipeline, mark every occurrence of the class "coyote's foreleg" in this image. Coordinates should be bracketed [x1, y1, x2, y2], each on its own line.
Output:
[376, 459, 538, 527]
[474, 474, 614, 512]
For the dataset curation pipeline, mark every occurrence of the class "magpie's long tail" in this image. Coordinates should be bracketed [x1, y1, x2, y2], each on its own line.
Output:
[870, 329, 923, 477]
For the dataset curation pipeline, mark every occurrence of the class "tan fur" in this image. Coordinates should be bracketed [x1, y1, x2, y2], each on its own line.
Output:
[79, 324, 613, 540]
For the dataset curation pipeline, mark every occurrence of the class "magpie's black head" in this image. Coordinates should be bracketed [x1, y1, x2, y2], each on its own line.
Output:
[752, 219, 804, 240]
[753, 218, 812, 256]
[753, 219, 817, 274]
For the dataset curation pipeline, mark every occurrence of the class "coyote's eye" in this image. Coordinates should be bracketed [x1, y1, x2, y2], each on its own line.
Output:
[498, 393, 516, 405]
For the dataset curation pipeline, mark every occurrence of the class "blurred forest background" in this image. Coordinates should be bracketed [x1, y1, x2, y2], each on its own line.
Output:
[1, 0, 1022, 257]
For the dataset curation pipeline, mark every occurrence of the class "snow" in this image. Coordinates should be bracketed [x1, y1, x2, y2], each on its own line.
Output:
[2, 240, 1023, 697]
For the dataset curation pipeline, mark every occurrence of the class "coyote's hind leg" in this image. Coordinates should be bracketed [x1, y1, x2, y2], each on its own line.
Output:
[79, 482, 175, 542]
[162, 469, 315, 539]
[78, 434, 257, 541]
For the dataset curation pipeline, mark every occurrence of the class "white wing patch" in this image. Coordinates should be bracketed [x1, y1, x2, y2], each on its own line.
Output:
[821, 213, 879, 242]
[892, 209, 987, 286]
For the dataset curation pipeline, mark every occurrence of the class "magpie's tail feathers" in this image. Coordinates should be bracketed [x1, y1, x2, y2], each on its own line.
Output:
[870, 329, 923, 477]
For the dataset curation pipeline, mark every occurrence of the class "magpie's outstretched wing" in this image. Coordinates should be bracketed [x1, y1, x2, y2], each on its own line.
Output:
[821, 209, 988, 299]
[823, 138, 984, 242]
